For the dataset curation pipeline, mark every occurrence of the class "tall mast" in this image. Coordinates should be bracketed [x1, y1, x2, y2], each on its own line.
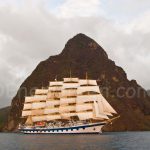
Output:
[86, 72, 88, 80]
[55, 75, 57, 81]
[42, 82, 43, 89]
[86, 72, 90, 95]
[69, 69, 72, 79]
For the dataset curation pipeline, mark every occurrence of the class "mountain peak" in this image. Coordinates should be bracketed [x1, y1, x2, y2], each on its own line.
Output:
[61, 33, 108, 60]
[72, 33, 88, 38]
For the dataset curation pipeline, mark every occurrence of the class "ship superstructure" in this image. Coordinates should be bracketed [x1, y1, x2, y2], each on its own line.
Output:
[19, 77, 117, 134]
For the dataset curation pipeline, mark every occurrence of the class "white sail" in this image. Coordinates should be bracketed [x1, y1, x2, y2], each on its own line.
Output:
[61, 113, 76, 119]
[22, 111, 31, 117]
[49, 86, 62, 91]
[77, 94, 113, 116]
[33, 95, 47, 102]
[46, 100, 60, 107]
[79, 79, 97, 86]
[47, 92, 61, 99]
[25, 95, 47, 103]
[31, 109, 44, 115]
[32, 102, 46, 109]
[63, 83, 79, 89]
[59, 105, 76, 113]
[32, 116, 46, 122]
[50, 81, 63, 86]
[46, 115, 61, 121]
[22, 77, 117, 123]
[60, 97, 76, 105]
[23, 103, 32, 110]
[25, 96, 34, 103]
[61, 89, 77, 97]
[76, 104, 93, 112]
[95, 96, 113, 116]
[93, 101, 109, 119]
[35, 89, 48, 95]
[77, 112, 94, 120]
[44, 108, 59, 114]
[76, 95, 99, 104]
[64, 78, 79, 83]
[100, 94, 117, 114]
[25, 116, 33, 125]
[77, 86, 100, 95]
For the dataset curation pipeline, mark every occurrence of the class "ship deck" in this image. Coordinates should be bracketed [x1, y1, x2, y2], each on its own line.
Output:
[20, 122, 106, 134]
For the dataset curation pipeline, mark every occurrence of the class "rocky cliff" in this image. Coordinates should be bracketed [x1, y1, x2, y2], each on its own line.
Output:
[6, 33, 150, 131]
[0, 106, 10, 131]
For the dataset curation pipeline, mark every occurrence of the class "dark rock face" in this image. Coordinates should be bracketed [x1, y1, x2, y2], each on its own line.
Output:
[147, 90, 150, 97]
[0, 106, 10, 131]
[6, 33, 150, 131]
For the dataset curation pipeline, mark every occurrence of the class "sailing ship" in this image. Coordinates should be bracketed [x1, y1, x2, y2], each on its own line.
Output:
[19, 76, 118, 134]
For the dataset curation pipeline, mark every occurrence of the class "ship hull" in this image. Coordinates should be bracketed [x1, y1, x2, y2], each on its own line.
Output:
[20, 122, 106, 134]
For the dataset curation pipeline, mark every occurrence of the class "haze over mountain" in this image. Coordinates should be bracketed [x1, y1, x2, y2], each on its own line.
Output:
[3, 34, 150, 132]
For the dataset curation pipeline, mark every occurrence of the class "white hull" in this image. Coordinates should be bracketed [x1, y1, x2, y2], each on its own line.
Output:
[20, 122, 106, 134]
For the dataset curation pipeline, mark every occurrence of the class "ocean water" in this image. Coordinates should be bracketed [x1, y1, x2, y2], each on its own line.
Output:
[0, 132, 150, 150]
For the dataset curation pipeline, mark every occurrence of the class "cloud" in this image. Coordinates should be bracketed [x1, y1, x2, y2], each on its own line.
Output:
[101, 0, 150, 21]
[0, 0, 150, 107]
[55, 0, 103, 18]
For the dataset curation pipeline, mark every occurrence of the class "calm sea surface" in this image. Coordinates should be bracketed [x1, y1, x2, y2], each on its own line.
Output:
[0, 132, 150, 150]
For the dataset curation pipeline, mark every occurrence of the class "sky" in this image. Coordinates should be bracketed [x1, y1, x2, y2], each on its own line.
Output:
[0, 0, 150, 107]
